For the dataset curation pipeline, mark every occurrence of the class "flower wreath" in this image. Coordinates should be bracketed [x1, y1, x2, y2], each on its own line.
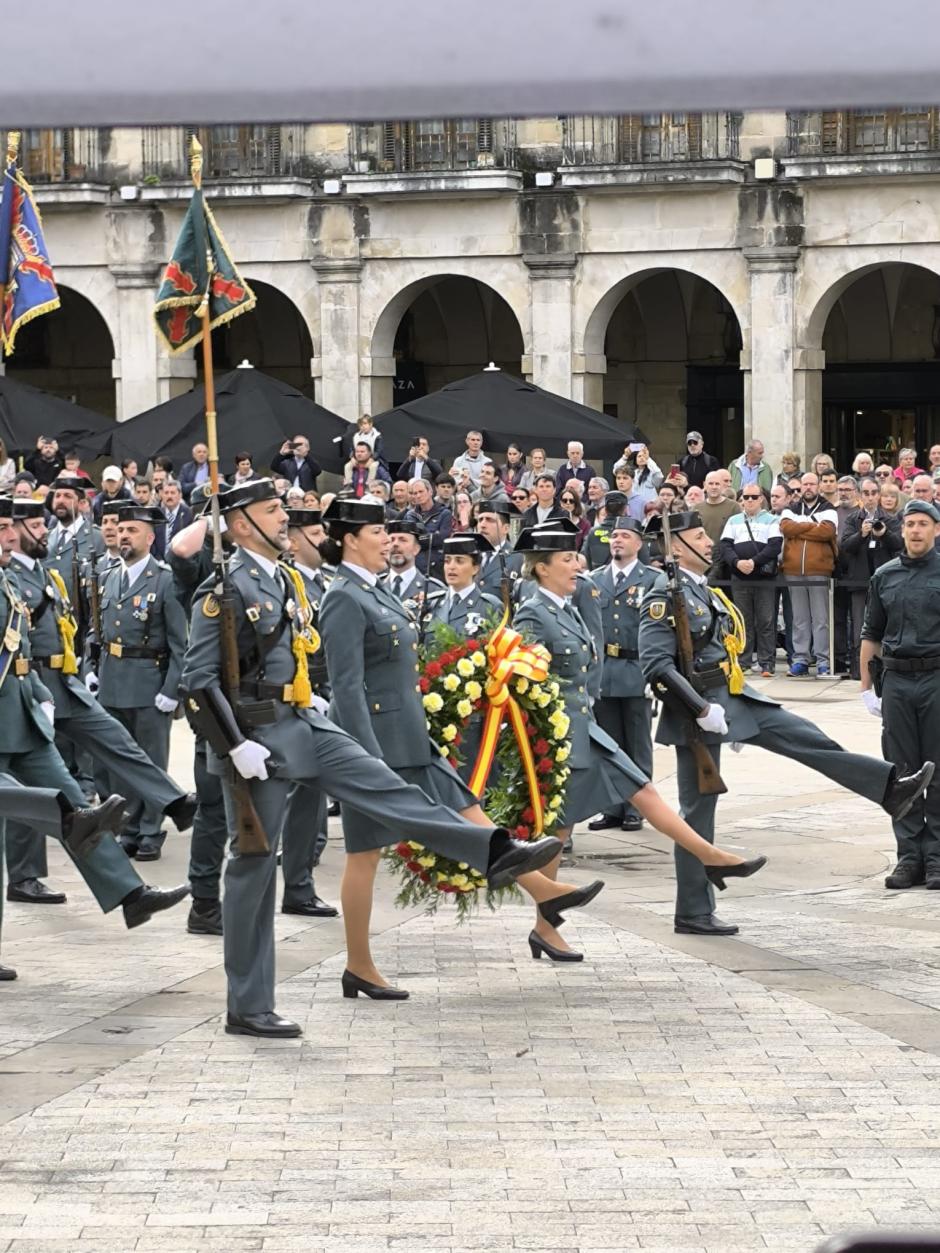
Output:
[384, 618, 572, 920]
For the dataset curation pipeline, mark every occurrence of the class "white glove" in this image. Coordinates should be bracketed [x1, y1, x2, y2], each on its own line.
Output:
[229, 739, 271, 781]
[154, 693, 179, 715]
[695, 703, 729, 736]
[84, 671, 99, 695]
[308, 693, 330, 716]
[861, 689, 882, 718]
[39, 701, 56, 728]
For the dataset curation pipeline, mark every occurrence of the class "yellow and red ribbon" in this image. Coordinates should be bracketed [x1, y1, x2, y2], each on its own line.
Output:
[468, 610, 552, 834]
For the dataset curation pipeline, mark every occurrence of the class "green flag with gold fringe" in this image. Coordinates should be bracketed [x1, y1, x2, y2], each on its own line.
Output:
[153, 139, 255, 354]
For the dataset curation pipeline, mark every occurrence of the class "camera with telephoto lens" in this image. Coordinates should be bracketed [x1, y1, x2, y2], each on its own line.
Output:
[872, 520, 886, 537]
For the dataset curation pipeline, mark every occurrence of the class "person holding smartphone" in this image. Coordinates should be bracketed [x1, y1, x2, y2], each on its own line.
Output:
[270, 436, 322, 493]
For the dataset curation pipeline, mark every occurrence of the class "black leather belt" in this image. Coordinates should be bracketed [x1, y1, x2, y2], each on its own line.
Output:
[691, 664, 728, 692]
[107, 644, 167, 660]
[31, 655, 65, 669]
[240, 679, 294, 703]
[604, 644, 638, 659]
[883, 655, 940, 673]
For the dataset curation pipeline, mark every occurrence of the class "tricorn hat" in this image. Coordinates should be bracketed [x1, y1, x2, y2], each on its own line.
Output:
[514, 526, 578, 554]
[216, 478, 280, 515]
[442, 533, 494, 559]
[322, 495, 386, 529]
[115, 504, 166, 528]
[286, 508, 323, 529]
[11, 500, 45, 521]
[643, 510, 704, 537]
[611, 515, 644, 536]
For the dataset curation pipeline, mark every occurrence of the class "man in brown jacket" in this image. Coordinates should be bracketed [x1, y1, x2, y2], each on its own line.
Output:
[779, 471, 838, 677]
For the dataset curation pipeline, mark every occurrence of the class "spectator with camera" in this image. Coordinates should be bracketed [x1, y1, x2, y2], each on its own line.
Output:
[271, 435, 322, 494]
[839, 475, 903, 680]
[395, 435, 442, 483]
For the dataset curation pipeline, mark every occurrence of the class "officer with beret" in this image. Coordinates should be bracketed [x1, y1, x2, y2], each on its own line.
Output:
[182, 481, 562, 1037]
[96, 504, 189, 861]
[0, 496, 188, 934]
[638, 509, 934, 937]
[586, 516, 660, 832]
[3, 499, 195, 901]
[861, 499, 940, 889]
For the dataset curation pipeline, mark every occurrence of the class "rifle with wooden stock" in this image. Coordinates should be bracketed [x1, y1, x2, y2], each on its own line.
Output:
[660, 510, 726, 796]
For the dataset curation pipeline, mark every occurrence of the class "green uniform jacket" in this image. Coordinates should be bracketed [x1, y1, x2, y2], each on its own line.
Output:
[587, 560, 661, 699]
[0, 569, 55, 754]
[97, 557, 188, 708]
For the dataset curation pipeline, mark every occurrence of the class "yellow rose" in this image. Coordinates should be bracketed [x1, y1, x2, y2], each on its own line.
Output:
[552, 715, 570, 741]
[536, 692, 552, 708]
[465, 680, 482, 701]
[442, 673, 460, 692]
[471, 651, 486, 668]
[450, 874, 469, 889]
[456, 658, 475, 678]
[548, 682, 560, 698]
[515, 677, 529, 694]
[408, 841, 423, 850]
[549, 794, 563, 809]
[530, 685, 543, 700]
[456, 699, 473, 719]
[439, 744, 450, 756]
[436, 871, 448, 882]
[417, 855, 436, 868]
[458, 862, 469, 870]
[441, 724, 457, 743]
[556, 744, 570, 762]
[423, 692, 444, 713]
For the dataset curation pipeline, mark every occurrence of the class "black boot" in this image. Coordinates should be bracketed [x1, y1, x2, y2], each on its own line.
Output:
[885, 862, 926, 890]
[187, 898, 223, 935]
[122, 884, 190, 929]
[61, 794, 128, 859]
[164, 793, 197, 832]
[486, 831, 562, 889]
[883, 763, 936, 822]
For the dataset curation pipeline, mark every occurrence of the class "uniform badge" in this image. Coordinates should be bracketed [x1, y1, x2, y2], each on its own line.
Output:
[201, 594, 221, 619]
[590, 587, 600, 598]
[133, 596, 142, 607]
[628, 586, 637, 596]
[649, 600, 667, 621]
[247, 605, 261, 622]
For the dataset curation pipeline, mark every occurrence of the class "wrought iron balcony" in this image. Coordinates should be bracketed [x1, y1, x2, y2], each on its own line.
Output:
[787, 108, 940, 157]
[12, 128, 107, 183]
[140, 125, 317, 183]
[560, 113, 741, 167]
[348, 119, 518, 174]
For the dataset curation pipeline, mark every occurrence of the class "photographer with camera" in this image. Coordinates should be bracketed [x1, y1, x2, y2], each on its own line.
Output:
[839, 475, 904, 680]
[271, 435, 322, 494]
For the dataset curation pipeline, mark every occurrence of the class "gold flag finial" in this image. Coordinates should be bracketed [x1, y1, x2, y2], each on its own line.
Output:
[5, 131, 20, 164]
[190, 135, 203, 189]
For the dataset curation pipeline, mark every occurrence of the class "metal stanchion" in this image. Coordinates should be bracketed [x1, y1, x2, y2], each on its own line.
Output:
[828, 576, 836, 676]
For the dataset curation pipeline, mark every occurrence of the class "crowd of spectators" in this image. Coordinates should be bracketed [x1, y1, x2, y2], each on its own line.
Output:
[7, 423, 940, 682]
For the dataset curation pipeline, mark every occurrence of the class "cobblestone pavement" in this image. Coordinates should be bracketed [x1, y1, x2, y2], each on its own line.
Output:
[2, 678, 940, 1253]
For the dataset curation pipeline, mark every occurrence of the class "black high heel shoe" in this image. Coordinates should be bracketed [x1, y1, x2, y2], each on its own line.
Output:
[528, 931, 583, 963]
[341, 970, 409, 1000]
[704, 855, 767, 892]
[537, 879, 605, 928]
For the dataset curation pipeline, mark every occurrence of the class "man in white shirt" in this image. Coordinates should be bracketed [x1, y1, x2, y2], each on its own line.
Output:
[450, 430, 492, 487]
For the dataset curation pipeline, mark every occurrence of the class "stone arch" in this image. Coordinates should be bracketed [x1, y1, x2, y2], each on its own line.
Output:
[201, 275, 316, 398]
[4, 283, 117, 417]
[802, 258, 940, 352]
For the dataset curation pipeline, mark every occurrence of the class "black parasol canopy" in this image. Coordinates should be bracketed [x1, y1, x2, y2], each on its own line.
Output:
[85, 364, 348, 473]
[372, 366, 646, 462]
[0, 374, 114, 458]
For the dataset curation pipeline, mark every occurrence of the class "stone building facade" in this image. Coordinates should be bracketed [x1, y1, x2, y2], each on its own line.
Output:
[5, 109, 940, 469]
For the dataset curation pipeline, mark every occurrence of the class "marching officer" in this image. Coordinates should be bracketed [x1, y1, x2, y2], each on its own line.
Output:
[181, 480, 560, 1038]
[280, 507, 336, 918]
[638, 508, 934, 937]
[0, 496, 189, 933]
[860, 499, 940, 889]
[5, 499, 196, 886]
[586, 516, 659, 833]
[96, 504, 189, 861]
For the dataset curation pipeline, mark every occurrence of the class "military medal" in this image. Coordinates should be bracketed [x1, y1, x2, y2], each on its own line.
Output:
[4, 626, 21, 650]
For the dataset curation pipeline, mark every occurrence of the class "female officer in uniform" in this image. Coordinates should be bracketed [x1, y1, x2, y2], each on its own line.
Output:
[318, 499, 604, 999]
[512, 526, 766, 962]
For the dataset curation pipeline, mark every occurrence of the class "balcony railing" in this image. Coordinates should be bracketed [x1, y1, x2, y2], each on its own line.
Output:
[349, 119, 517, 173]
[561, 113, 741, 166]
[8, 128, 107, 183]
[141, 125, 317, 182]
[787, 108, 940, 156]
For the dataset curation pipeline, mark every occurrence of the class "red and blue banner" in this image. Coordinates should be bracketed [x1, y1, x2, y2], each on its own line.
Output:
[0, 135, 60, 356]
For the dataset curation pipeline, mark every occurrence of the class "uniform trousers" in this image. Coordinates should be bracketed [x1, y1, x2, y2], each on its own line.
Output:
[187, 738, 230, 900]
[103, 706, 173, 847]
[219, 722, 503, 1016]
[0, 776, 69, 953]
[673, 700, 894, 919]
[0, 744, 141, 916]
[592, 695, 653, 822]
[881, 671, 940, 875]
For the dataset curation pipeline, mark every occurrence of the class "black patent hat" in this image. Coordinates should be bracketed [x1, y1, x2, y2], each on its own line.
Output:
[322, 495, 386, 529]
[286, 508, 323, 528]
[442, 533, 494, 558]
[514, 526, 578, 553]
[115, 504, 166, 527]
[11, 500, 45, 521]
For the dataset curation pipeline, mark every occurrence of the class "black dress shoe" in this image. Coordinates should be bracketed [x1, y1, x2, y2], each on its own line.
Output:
[187, 898, 223, 935]
[487, 832, 562, 889]
[282, 896, 339, 918]
[537, 879, 605, 928]
[61, 794, 128, 859]
[587, 814, 621, 831]
[926, 876, 940, 891]
[6, 878, 67, 904]
[164, 792, 198, 832]
[134, 843, 163, 863]
[122, 884, 190, 929]
[621, 816, 644, 832]
[528, 931, 584, 962]
[674, 914, 739, 936]
[0, 965, 16, 981]
[327, 799, 340, 817]
[884, 762, 936, 821]
[341, 970, 409, 1000]
[225, 1011, 301, 1038]
[885, 863, 926, 890]
[119, 840, 139, 859]
[704, 855, 767, 892]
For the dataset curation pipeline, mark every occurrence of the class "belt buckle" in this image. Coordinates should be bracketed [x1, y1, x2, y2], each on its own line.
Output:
[109, 643, 123, 658]
[50, 654, 64, 670]
[282, 683, 295, 703]
[605, 643, 620, 658]
[14, 658, 29, 676]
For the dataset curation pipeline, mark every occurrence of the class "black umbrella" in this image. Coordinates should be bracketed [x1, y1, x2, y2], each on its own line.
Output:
[372, 366, 647, 462]
[87, 364, 348, 474]
[0, 374, 114, 458]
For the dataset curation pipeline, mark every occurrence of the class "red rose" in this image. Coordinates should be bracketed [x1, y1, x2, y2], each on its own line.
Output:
[395, 842, 411, 857]
[419, 677, 431, 694]
[406, 860, 422, 873]
[419, 871, 431, 883]
[536, 758, 553, 775]
[514, 824, 530, 839]
[453, 733, 462, 747]
[425, 661, 442, 679]
[521, 807, 535, 824]
[533, 738, 550, 757]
